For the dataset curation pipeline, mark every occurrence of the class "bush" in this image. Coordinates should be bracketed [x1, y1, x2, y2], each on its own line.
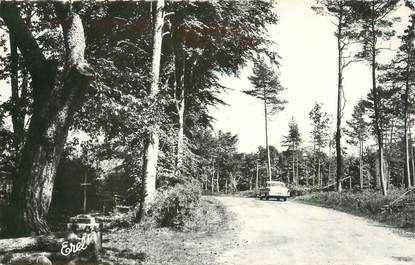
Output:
[147, 183, 201, 229]
[297, 188, 415, 230]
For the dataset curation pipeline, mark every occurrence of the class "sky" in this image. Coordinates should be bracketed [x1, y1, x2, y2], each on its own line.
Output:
[209, 0, 413, 154]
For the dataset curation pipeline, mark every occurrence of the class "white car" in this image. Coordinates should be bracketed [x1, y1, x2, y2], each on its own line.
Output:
[259, 181, 290, 201]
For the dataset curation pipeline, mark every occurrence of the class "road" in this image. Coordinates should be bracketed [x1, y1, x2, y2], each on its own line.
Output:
[215, 196, 415, 265]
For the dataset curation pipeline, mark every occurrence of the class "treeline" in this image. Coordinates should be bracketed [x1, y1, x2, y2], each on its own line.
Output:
[310, 0, 415, 195]
[0, 1, 278, 237]
[207, 0, 415, 197]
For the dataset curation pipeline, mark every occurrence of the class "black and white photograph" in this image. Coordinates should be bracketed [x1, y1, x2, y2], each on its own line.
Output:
[1, 0, 415, 264]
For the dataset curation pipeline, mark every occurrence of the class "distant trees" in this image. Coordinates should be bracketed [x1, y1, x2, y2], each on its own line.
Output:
[244, 58, 287, 182]
[382, 14, 415, 188]
[309, 102, 331, 187]
[345, 100, 369, 189]
[282, 117, 302, 185]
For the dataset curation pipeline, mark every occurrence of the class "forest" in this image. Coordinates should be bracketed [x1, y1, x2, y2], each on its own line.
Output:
[0, 0, 415, 256]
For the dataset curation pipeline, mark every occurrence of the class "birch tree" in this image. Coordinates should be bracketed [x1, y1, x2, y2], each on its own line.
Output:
[140, 0, 165, 213]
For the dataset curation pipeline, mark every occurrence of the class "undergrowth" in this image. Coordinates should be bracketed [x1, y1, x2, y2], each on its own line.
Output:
[297, 188, 415, 230]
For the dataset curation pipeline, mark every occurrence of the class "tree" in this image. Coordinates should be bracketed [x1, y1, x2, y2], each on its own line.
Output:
[244, 57, 287, 182]
[345, 100, 369, 189]
[282, 117, 302, 185]
[0, 2, 93, 236]
[140, 0, 165, 216]
[309, 102, 331, 187]
[164, 1, 279, 177]
[312, 0, 359, 192]
[383, 14, 415, 188]
[352, 0, 400, 195]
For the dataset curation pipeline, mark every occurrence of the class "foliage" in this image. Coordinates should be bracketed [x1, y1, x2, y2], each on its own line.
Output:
[297, 188, 415, 230]
[147, 183, 201, 230]
[244, 57, 287, 115]
[309, 102, 331, 151]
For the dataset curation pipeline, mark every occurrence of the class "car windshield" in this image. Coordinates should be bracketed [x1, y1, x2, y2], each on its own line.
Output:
[267, 182, 285, 187]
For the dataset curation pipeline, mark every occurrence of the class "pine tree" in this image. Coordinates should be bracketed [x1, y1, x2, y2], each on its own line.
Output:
[351, 0, 400, 195]
[309, 102, 331, 187]
[312, 0, 360, 192]
[244, 57, 287, 182]
[282, 117, 302, 185]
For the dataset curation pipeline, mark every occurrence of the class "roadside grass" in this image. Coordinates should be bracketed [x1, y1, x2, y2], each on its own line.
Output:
[100, 196, 233, 265]
[296, 188, 415, 232]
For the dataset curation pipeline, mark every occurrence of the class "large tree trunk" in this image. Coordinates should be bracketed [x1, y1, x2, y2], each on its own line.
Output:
[1, 2, 92, 236]
[370, 13, 387, 195]
[335, 8, 344, 192]
[140, 0, 164, 211]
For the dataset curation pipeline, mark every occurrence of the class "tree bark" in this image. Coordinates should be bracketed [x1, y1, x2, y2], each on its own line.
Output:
[140, 0, 164, 212]
[0, 233, 65, 254]
[9, 33, 25, 161]
[174, 49, 186, 176]
[1, 2, 92, 236]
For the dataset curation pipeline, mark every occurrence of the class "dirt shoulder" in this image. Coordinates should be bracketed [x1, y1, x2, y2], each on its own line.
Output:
[101, 196, 236, 265]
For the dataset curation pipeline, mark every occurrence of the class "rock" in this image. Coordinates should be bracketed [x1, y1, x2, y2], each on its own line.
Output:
[9, 254, 52, 265]
[34, 256, 52, 265]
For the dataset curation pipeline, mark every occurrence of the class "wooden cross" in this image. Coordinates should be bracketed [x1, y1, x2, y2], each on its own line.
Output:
[80, 174, 91, 214]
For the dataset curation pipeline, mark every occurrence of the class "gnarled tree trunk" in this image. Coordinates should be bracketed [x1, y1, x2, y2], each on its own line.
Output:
[1, 2, 92, 236]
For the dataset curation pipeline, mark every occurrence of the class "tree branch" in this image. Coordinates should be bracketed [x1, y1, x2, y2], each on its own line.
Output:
[0, 2, 46, 80]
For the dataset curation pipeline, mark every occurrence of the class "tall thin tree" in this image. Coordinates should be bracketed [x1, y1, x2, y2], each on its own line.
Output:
[244, 57, 287, 182]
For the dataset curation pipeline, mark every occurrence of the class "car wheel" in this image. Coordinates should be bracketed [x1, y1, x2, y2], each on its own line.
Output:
[265, 196, 269, 201]
[283, 197, 287, 201]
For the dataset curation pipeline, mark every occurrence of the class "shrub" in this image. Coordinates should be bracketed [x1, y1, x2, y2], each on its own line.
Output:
[147, 183, 201, 229]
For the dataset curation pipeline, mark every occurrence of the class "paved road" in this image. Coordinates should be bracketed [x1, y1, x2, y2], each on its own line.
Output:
[215, 196, 415, 265]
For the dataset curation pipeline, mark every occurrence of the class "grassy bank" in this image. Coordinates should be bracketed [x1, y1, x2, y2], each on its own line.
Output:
[296, 188, 415, 232]
[101, 196, 232, 265]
